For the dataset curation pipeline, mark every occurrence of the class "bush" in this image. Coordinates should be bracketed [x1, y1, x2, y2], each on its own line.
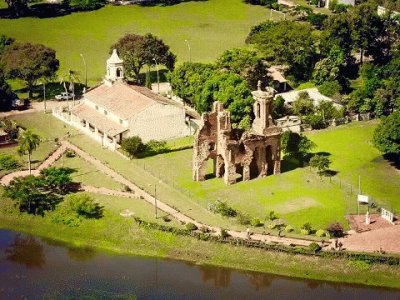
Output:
[236, 212, 251, 225]
[309, 242, 321, 253]
[302, 222, 312, 231]
[185, 222, 198, 231]
[65, 150, 76, 158]
[162, 215, 171, 222]
[304, 114, 326, 130]
[267, 223, 276, 230]
[327, 222, 344, 237]
[316, 229, 326, 237]
[268, 210, 278, 221]
[68, 0, 105, 11]
[67, 194, 103, 218]
[285, 225, 294, 233]
[145, 140, 168, 154]
[300, 229, 310, 235]
[318, 81, 341, 98]
[0, 154, 19, 170]
[213, 200, 237, 217]
[250, 217, 262, 227]
[220, 228, 230, 239]
[121, 136, 146, 158]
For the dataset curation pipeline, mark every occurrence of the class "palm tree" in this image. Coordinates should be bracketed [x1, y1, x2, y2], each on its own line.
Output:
[60, 69, 80, 108]
[18, 129, 41, 174]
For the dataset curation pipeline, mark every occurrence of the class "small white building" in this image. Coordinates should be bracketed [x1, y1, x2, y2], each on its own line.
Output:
[275, 88, 343, 109]
[54, 50, 196, 150]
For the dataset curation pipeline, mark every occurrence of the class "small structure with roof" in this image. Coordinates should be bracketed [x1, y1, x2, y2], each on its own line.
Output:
[275, 88, 343, 109]
[53, 50, 196, 150]
[267, 65, 289, 92]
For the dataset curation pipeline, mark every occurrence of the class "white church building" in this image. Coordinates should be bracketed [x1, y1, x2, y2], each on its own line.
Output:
[54, 50, 196, 150]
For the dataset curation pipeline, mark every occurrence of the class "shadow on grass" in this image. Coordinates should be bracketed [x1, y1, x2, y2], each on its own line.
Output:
[323, 170, 338, 177]
[138, 68, 170, 85]
[281, 156, 302, 173]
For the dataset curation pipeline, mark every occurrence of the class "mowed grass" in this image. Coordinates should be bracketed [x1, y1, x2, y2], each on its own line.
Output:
[0, 0, 272, 84]
[306, 120, 400, 213]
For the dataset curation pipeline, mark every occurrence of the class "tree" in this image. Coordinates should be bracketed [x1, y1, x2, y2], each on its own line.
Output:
[313, 47, 345, 85]
[195, 72, 254, 125]
[40, 167, 73, 194]
[1, 43, 59, 98]
[111, 33, 176, 83]
[0, 70, 14, 112]
[17, 129, 41, 174]
[349, 2, 383, 63]
[121, 136, 145, 158]
[247, 20, 317, 81]
[309, 154, 330, 176]
[373, 111, 400, 156]
[272, 95, 286, 119]
[4, 0, 28, 17]
[168, 62, 216, 104]
[292, 91, 314, 116]
[216, 48, 267, 89]
[3, 175, 60, 215]
[281, 131, 315, 160]
[327, 222, 344, 237]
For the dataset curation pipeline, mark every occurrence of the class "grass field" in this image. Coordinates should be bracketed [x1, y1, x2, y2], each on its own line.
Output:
[3, 113, 399, 234]
[0, 0, 272, 86]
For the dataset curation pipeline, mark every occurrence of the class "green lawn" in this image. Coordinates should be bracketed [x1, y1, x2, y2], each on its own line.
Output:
[0, 0, 273, 86]
[3, 113, 399, 234]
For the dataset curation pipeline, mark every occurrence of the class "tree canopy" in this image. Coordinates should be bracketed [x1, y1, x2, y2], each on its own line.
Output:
[1, 43, 59, 98]
[111, 33, 176, 83]
[17, 129, 41, 173]
[373, 111, 400, 156]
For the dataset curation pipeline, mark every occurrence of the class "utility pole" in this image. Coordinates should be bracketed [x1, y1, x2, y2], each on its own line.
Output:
[148, 183, 158, 218]
[153, 58, 160, 94]
[43, 82, 46, 113]
[80, 53, 87, 90]
[185, 40, 191, 63]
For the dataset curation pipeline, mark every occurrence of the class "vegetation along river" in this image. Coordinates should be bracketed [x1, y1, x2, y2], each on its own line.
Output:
[0, 229, 399, 299]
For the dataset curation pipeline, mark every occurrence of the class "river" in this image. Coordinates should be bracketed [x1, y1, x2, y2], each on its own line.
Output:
[0, 229, 399, 299]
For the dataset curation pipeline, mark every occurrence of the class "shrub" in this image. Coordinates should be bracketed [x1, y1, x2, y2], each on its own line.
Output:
[268, 210, 278, 221]
[123, 185, 132, 192]
[213, 200, 237, 217]
[304, 114, 326, 130]
[250, 217, 262, 227]
[185, 222, 198, 231]
[236, 212, 251, 225]
[0, 154, 19, 170]
[318, 81, 341, 98]
[146, 140, 168, 154]
[285, 225, 294, 233]
[309, 242, 321, 253]
[301, 222, 312, 231]
[316, 229, 326, 237]
[327, 222, 344, 237]
[300, 229, 310, 235]
[162, 215, 171, 222]
[121, 136, 145, 158]
[65, 150, 76, 158]
[268, 223, 276, 230]
[67, 194, 103, 218]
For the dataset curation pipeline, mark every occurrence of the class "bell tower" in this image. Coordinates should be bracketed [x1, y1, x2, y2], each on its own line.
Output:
[251, 81, 275, 135]
[105, 49, 124, 85]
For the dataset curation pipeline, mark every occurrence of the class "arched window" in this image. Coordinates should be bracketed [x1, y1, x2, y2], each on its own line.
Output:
[116, 68, 122, 78]
[256, 103, 261, 118]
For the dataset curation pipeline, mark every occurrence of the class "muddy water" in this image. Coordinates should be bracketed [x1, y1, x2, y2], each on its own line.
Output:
[0, 229, 399, 299]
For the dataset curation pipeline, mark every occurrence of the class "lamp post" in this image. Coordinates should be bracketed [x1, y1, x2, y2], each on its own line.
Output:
[148, 183, 158, 218]
[80, 53, 87, 91]
[185, 40, 191, 63]
[153, 58, 160, 94]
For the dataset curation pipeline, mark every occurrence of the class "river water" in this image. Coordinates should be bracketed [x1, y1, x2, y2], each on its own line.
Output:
[0, 229, 399, 299]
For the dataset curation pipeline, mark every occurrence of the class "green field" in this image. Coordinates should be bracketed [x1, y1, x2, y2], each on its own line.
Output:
[3, 113, 399, 233]
[0, 0, 272, 85]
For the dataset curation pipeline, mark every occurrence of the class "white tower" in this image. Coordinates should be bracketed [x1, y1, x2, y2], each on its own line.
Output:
[105, 49, 124, 85]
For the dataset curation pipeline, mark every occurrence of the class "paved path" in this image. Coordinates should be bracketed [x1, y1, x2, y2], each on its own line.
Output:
[0, 140, 324, 248]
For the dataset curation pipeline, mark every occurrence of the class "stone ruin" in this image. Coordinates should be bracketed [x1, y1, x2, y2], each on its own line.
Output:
[193, 83, 283, 185]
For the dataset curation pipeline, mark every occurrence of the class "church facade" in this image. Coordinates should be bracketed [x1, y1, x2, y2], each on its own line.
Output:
[53, 50, 194, 150]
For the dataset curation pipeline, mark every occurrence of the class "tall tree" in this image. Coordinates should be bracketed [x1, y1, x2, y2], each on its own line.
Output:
[246, 20, 317, 81]
[216, 48, 267, 89]
[1, 43, 59, 98]
[349, 2, 383, 63]
[111, 33, 176, 84]
[17, 129, 41, 174]
[0, 70, 14, 112]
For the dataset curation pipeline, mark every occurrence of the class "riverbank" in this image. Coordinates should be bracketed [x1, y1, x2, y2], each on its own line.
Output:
[1, 205, 400, 290]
